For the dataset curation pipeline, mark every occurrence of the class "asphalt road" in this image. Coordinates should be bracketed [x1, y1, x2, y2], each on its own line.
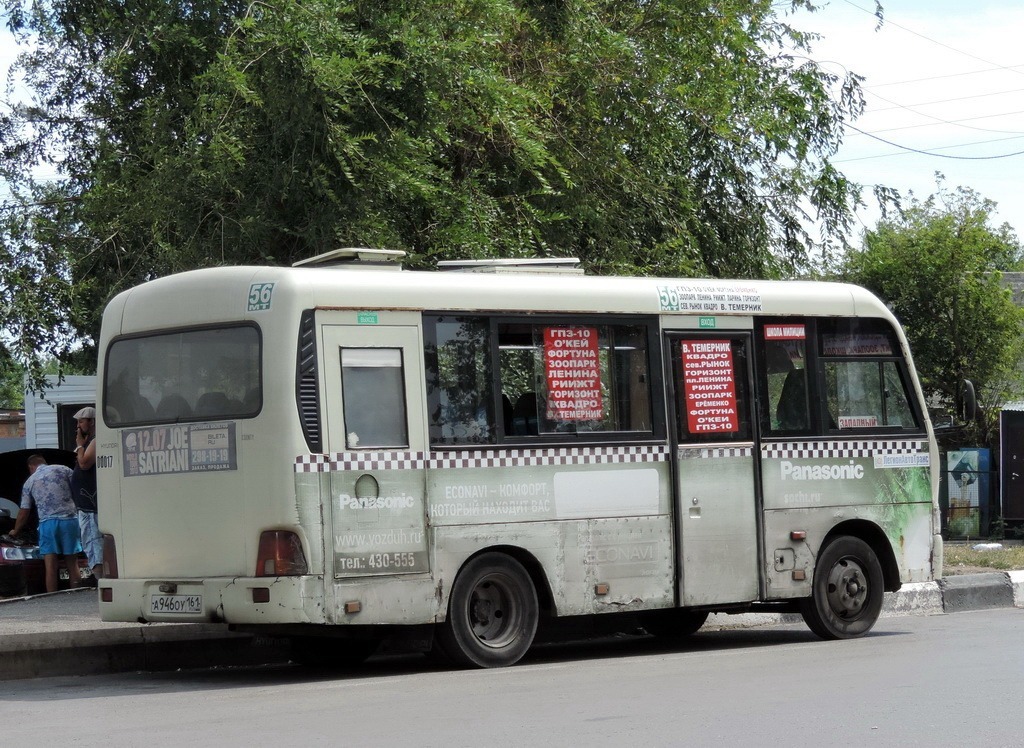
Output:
[2, 608, 1022, 747]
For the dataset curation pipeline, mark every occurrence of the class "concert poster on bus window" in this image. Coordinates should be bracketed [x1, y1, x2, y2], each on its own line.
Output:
[121, 422, 237, 477]
[681, 340, 739, 434]
[544, 326, 603, 421]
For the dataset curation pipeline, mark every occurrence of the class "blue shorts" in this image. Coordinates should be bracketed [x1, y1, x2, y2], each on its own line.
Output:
[38, 518, 82, 556]
[78, 511, 103, 568]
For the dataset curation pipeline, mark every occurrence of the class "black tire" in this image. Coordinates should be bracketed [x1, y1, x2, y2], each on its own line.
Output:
[289, 636, 379, 668]
[436, 552, 539, 668]
[800, 536, 884, 640]
[641, 609, 709, 639]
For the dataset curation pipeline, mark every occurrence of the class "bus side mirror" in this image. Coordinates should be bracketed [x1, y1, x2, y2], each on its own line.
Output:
[959, 380, 977, 422]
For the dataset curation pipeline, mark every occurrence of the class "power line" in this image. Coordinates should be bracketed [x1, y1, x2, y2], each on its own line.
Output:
[869, 65, 1024, 89]
[855, 106, 1024, 137]
[837, 126, 1024, 162]
[841, 0, 1024, 81]
[867, 87, 1024, 113]
[822, 2, 1024, 160]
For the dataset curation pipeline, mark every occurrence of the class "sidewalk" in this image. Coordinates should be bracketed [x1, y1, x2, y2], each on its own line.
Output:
[0, 589, 289, 680]
[1, 571, 1022, 681]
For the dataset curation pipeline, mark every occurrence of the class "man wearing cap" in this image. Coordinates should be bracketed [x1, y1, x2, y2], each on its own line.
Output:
[72, 406, 103, 581]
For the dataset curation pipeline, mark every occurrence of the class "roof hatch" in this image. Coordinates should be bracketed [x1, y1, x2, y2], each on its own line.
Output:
[436, 258, 584, 275]
[292, 248, 406, 270]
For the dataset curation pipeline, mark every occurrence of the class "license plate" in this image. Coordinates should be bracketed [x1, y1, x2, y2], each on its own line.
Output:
[150, 594, 203, 614]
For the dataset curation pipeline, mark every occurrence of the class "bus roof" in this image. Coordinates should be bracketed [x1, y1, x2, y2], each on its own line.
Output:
[105, 264, 895, 335]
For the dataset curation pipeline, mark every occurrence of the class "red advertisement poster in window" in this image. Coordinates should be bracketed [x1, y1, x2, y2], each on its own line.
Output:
[681, 340, 738, 433]
[544, 327, 603, 420]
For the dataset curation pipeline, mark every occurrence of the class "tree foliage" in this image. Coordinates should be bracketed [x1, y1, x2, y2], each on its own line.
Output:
[838, 181, 1024, 434]
[2, 0, 868, 387]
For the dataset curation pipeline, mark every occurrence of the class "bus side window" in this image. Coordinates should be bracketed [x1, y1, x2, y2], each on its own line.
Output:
[504, 321, 653, 437]
[423, 315, 496, 446]
[824, 360, 917, 429]
[776, 369, 809, 431]
[760, 328, 810, 435]
[672, 336, 751, 444]
[511, 392, 539, 436]
[340, 348, 409, 449]
[819, 318, 921, 432]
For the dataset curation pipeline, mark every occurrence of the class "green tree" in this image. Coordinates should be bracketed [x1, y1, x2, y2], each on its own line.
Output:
[839, 182, 1024, 440]
[3, 0, 870, 388]
[0, 345, 25, 408]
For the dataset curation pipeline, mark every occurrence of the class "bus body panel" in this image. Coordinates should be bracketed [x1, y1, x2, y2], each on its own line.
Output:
[431, 516, 674, 618]
[762, 500, 936, 600]
[676, 448, 759, 606]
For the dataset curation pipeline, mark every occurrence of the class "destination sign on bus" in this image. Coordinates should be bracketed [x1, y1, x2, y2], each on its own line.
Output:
[681, 340, 739, 433]
[544, 326, 603, 421]
[764, 324, 806, 340]
[822, 333, 893, 356]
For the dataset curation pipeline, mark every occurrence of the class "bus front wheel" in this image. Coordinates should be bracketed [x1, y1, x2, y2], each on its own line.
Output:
[437, 552, 539, 668]
[800, 536, 884, 640]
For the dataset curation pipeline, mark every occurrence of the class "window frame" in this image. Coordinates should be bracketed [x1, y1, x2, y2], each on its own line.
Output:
[423, 312, 665, 448]
[669, 334, 754, 446]
[755, 317, 925, 439]
[816, 318, 924, 436]
[102, 322, 263, 428]
[338, 346, 410, 449]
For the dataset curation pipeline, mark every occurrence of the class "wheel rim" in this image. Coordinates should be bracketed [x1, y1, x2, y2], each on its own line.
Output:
[467, 571, 524, 649]
[824, 556, 869, 620]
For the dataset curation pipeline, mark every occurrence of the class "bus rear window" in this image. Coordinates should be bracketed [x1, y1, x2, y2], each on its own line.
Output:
[104, 325, 261, 426]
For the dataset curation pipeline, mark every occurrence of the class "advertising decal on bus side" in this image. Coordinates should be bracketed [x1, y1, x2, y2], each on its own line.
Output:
[121, 422, 237, 476]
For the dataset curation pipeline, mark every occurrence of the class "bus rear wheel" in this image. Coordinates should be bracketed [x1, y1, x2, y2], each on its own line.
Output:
[437, 552, 539, 668]
[800, 536, 884, 640]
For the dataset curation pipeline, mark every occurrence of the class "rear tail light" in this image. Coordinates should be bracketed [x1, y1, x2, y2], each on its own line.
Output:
[256, 531, 308, 577]
[102, 534, 118, 579]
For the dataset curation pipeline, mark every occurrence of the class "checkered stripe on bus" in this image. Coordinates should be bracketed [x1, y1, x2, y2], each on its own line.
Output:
[295, 452, 428, 472]
[295, 444, 671, 472]
[762, 440, 928, 460]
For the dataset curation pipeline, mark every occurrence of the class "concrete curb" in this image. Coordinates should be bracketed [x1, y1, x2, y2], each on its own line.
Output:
[938, 572, 1015, 612]
[1009, 570, 1024, 608]
[0, 625, 290, 681]
[706, 572, 1023, 631]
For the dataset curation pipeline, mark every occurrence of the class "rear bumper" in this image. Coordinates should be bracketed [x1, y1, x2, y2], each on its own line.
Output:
[99, 576, 327, 624]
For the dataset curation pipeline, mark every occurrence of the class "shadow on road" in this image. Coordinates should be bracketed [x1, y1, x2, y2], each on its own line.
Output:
[0, 621, 910, 702]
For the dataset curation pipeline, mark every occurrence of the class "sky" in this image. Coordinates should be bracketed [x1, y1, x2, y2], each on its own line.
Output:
[3, 1, 1024, 243]
[791, 0, 1024, 240]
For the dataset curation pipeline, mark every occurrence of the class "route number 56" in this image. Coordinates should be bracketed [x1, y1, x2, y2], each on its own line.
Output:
[248, 282, 275, 312]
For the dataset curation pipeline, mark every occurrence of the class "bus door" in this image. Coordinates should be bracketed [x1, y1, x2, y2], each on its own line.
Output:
[320, 325, 431, 583]
[665, 333, 761, 607]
